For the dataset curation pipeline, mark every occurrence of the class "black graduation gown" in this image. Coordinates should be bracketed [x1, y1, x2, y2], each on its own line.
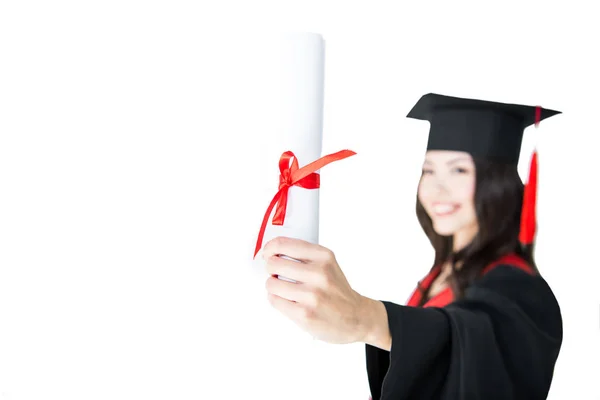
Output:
[365, 256, 563, 400]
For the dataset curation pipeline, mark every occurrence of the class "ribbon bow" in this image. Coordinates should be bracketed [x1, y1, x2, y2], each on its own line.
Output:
[253, 149, 356, 258]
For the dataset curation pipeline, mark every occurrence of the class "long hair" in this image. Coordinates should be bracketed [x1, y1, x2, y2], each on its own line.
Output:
[415, 157, 538, 302]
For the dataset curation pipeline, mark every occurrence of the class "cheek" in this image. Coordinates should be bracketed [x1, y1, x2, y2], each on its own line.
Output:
[454, 174, 476, 199]
[417, 179, 431, 204]
[458, 179, 477, 214]
[460, 184, 476, 202]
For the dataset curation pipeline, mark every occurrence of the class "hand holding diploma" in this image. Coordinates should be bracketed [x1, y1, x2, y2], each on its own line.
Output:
[253, 33, 387, 348]
[262, 236, 391, 348]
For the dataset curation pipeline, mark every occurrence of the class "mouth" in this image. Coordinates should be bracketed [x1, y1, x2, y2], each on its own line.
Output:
[431, 203, 461, 217]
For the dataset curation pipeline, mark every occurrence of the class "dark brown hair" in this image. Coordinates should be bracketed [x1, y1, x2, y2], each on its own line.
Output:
[415, 157, 538, 303]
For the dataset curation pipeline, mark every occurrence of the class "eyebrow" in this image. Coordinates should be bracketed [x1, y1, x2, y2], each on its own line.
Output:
[423, 157, 471, 165]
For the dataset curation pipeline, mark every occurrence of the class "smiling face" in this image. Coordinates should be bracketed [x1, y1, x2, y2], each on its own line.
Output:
[417, 150, 479, 249]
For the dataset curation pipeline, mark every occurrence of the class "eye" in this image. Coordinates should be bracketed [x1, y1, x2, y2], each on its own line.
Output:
[452, 167, 468, 174]
[421, 168, 433, 175]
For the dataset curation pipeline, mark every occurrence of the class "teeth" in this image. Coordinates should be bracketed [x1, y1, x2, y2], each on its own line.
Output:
[433, 204, 457, 214]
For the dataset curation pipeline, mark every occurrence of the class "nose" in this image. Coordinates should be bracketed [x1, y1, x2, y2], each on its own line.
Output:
[432, 178, 449, 194]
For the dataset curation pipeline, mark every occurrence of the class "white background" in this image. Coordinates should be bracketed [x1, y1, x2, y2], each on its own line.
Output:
[1, 1, 599, 399]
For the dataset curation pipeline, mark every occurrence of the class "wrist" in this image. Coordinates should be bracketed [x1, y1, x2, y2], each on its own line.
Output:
[357, 295, 391, 351]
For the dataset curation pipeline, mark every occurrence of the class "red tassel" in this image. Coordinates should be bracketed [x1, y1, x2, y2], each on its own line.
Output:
[519, 105, 542, 246]
[519, 150, 537, 245]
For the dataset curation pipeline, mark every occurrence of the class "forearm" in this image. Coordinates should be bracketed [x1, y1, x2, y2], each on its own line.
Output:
[358, 295, 392, 351]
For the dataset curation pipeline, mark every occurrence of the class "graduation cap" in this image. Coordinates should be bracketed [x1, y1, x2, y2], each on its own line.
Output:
[406, 93, 561, 246]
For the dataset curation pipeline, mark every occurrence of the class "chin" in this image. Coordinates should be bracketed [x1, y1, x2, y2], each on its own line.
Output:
[432, 221, 460, 236]
[433, 228, 458, 237]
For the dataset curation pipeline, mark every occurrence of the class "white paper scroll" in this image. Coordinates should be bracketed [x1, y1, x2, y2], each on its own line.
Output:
[260, 32, 325, 282]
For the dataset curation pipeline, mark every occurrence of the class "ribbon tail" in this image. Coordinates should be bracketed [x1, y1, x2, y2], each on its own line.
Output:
[291, 150, 357, 182]
[254, 190, 284, 259]
[272, 190, 288, 225]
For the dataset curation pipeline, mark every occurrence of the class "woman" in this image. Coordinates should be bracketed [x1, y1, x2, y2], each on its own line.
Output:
[262, 93, 563, 400]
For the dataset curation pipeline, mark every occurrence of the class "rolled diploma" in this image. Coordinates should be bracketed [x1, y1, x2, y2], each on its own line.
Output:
[262, 32, 325, 283]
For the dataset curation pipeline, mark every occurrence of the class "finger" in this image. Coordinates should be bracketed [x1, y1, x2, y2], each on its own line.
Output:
[262, 236, 332, 263]
[262, 236, 312, 262]
[266, 276, 323, 309]
[265, 275, 303, 302]
[265, 254, 316, 284]
[268, 292, 317, 327]
[267, 292, 305, 320]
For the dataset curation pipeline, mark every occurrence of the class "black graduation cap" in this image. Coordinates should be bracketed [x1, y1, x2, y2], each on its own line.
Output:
[406, 93, 561, 165]
[406, 92, 561, 246]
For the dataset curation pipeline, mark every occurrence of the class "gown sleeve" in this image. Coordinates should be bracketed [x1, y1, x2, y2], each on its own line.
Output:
[365, 264, 563, 400]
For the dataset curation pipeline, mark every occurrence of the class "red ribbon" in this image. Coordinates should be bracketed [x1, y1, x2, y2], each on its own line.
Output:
[253, 149, 356, 258]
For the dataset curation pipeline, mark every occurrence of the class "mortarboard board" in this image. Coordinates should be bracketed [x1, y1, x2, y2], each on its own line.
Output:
[406, 93, 561, 165]
[406, 92, 561, 246]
